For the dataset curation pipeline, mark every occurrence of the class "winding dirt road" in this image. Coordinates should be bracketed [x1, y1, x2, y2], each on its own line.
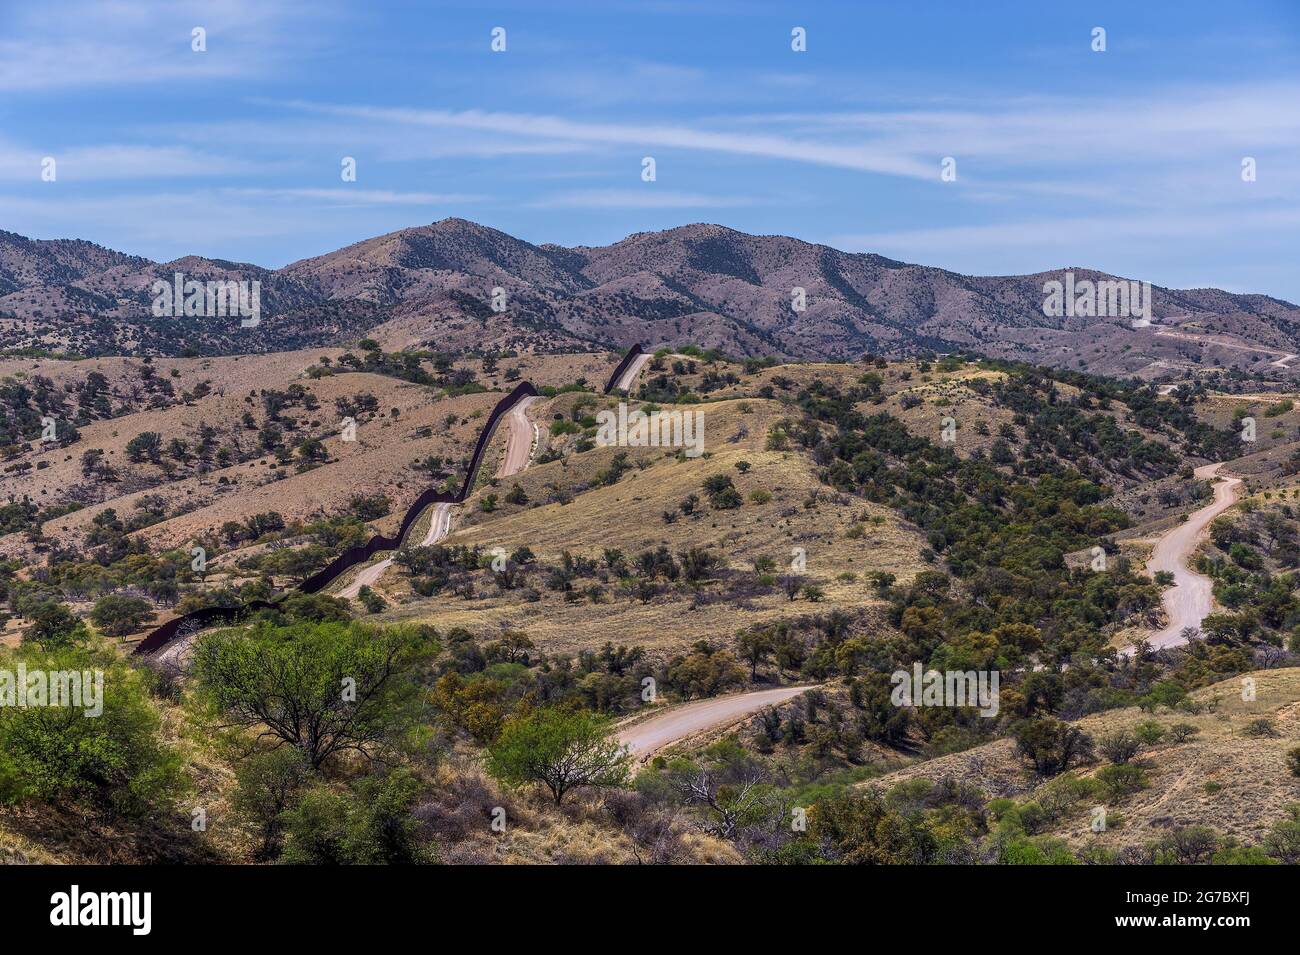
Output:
[339, 394, 545, 600]
[1139, 462, 1243, 652]
[495, 395, 541, 478]
[337, 502, 454, 600]
[617, 686, 814, 763]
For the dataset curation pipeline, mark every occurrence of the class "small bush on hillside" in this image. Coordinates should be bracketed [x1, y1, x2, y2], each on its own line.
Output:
[1244, 718, 1280, 738]
[89, 594, 156, 637]
[1287, 746, 1300, 778]
[1132, 720, 1165, 746]
[702, 474, 742, 509]
[1096, 763, 1148, 800]
[1014, 718, 1095, 778]
[1098, 731, 1140, 765]
[1168, 722, 1199, 743]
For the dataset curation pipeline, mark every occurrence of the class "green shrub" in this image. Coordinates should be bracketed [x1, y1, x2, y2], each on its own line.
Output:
[999, 835, 1076, 865]
[1096, 763, 1148, 800]
[1264, 807, 1300, 864]
[1213, 842, 1278, 865]
[357, 586, 387, 614]
[232, 748, 312, 860]
[0, 645, 187, 815]
[89, 594, 156, 637]
[280, 768, 433, 864]
[703, 474, 742, 509]
[1132, 719, 1165, 746]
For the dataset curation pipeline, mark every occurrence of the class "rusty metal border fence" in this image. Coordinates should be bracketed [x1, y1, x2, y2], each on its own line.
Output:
[132, 345, 645, 655]
[603, 342, 646, 393]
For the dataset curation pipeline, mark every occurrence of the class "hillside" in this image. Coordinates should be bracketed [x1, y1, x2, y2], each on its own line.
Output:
[858, 668, 1300, 859]
[3, 221, 1299, 383]
[6, 346, 1300, 868]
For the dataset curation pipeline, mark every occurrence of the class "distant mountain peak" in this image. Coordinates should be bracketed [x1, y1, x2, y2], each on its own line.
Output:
[0, 220, 1295, 381]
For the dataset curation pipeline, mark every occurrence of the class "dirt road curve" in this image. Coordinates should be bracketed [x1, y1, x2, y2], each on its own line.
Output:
[340, 394, 543, 600]
[340, 393, 540, 601]
[495, 395, 540, 478]
[618, 686, 814, 762]
[337, 502, 454, 600]
[612, 352, 651, 392]
[1138, 462, 1243, 652]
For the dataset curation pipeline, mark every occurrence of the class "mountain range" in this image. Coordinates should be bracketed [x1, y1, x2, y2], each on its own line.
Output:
[2, 219, 1297, 379]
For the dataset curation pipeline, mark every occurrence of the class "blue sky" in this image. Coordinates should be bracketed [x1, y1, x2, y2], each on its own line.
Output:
[2, 0, 1298, 300]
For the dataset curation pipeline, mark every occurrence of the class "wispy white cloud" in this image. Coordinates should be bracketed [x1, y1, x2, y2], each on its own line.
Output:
[0, 142, 264, 180]
[527, 188, 756, 209]
[276, 101, 937, 179]
[270, 79, 1300, 202]
[156, 115, 592, 162]
[0, 0, 327, 91]
[722, 81, 1300, 206]
[224, 187, 488, 205]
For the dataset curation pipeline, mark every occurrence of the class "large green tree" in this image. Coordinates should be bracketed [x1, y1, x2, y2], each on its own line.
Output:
[90, 594, 156, 637]
[193, 620, 438, 769]
[486, 707, 629, 804]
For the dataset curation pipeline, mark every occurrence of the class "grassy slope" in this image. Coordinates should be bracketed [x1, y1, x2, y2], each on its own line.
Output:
[865, 667, 1300, 851]
[370, 394, 930, 655]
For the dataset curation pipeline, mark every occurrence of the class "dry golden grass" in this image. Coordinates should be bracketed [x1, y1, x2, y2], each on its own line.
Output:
[0, 351, 627, 561]
[868, 667, 1300, 851]
[1190, 393, 1300, 485]
[13, 378, 500, 561]
[428, 760, 740, 865]
[368, 395, 929, 656]
[0, 822, 63, 864]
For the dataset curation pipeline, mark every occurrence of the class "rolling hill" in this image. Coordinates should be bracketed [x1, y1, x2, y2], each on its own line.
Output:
[3, 221, 1298, 381]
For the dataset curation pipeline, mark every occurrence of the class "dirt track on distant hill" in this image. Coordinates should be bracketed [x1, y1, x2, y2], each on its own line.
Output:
[340, 397, 543, 600]
[337, 502, 455, 600]
[1154, 328, 1297, 369]
[147, 350, 656, 662]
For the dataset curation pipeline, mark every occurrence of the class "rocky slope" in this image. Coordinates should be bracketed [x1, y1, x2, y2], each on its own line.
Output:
[3, 220, 1297, 380]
